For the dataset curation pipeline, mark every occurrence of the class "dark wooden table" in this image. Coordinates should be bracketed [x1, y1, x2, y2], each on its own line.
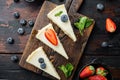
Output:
[0, 0, 120, 80]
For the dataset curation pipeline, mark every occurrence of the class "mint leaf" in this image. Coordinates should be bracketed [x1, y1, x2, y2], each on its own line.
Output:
[74, 17, 87, 36]
[58, 65, 68, 77]
[78, 16, 87, 30]
[58, 63, 74, 78]
[74, 23, 83, 35]
[74, 22, 80, 29]
[66, 63, 74, 77]
[55, 11, 63, 17]
[85, 19, 93, 28]
[74, 16, 93, 36]
[78, 17, 82, 23]
[66, 63, 74, 71]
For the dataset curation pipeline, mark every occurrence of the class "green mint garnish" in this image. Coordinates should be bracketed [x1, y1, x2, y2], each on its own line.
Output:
[58, 63, 74, 78]
[55, 11, 63, 17]
[74, 16, 93, 36]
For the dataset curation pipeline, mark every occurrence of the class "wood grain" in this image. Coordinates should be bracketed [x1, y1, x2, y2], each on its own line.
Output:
[0, 0, 120, 80]
[68, 0, 83, 13]
[0, 0, 43, 53]
[0, 54, 120, 80]
[19, 0, 95, 80]
[65, 0, 73, 10]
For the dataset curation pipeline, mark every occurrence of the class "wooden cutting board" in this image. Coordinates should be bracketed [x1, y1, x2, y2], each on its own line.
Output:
[19, 0, 95, 80]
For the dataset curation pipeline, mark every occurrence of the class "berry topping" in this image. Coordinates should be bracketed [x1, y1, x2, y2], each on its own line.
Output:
[38, 58, 44, 63]
[40, 63, 46, 69]
[61, 14, 68, 22]
[45, 29, 58, 46]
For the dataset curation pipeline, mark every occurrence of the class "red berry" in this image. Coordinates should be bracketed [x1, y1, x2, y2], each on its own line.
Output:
[96, 67, 108, 76]
[89, 75, 107, 80]
[80, 65, 95, 78]
[106, 18, 116, 33]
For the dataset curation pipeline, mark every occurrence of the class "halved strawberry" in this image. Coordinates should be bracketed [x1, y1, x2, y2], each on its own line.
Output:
[80, 65, 95, 78]
[96, 67, 108, 76]
[88, 75, 107, 80]
[106, 18, 116, 33]
[45, 29, 58, 46]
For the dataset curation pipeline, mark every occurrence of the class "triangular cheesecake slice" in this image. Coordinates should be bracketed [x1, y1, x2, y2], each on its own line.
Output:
[26, 47, 60, 80]
[47, 4, 77, 42]
[36, 23, 68, 59]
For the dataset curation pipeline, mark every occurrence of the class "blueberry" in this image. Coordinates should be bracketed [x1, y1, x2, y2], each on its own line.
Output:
[96, 3, 104, 11]
[17, 28, 25, 35]
[7, 37, 14, 44]
[38, 58, 44, 63]
[101, 42, 108, 47]
[40, 63, 46, 69]
[28, 20, 34, 27]
[61, 14, 68, 22]
[13, 12, 20, 19]
[14, 0, 19, 2]
[11, 55, 19, 62]
[20, 19, 27, 26]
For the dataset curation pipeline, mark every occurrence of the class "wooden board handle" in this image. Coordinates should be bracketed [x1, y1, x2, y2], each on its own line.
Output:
[68, 0, 83, 13]
[65, 0, 73, 11]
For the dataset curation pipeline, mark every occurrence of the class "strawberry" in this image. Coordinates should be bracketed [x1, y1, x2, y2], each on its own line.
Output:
[96, 67, 108, 76]
[106, 18, 116, 33]
[88, 75, 107, 80]
[45, 29, 58, 46]
[80, 65, 95, 78]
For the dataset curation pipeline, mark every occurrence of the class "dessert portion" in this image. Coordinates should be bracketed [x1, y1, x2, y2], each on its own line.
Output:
[36, 23, 68, 59]
[47, 4, 77, 42]
[26, 47, 60, 80]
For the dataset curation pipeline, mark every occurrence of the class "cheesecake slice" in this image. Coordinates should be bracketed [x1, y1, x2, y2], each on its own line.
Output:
[47, 4, 77, 42]
[36, 23, 68, 59]
[26, 47, 60, 80]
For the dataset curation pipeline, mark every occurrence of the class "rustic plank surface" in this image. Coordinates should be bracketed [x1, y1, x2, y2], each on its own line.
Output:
[78, 0, 120, 56]
[68, 0, 83, 13]
[0, 54, 120, 80]
[0, 0, 120, 80]
[0, 0, 43, 53]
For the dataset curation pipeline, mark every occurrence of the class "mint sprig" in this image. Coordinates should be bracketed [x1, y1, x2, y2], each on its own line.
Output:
[74, 16, 93, 36]
[58, 63, 74, 78]
[55, 11, 63, 17]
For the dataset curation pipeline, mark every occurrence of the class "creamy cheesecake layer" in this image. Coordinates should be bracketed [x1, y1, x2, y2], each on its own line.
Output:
[47, 4, 77, 42]
[26, 47, 60, 80]
[36, 23, 68, 59]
